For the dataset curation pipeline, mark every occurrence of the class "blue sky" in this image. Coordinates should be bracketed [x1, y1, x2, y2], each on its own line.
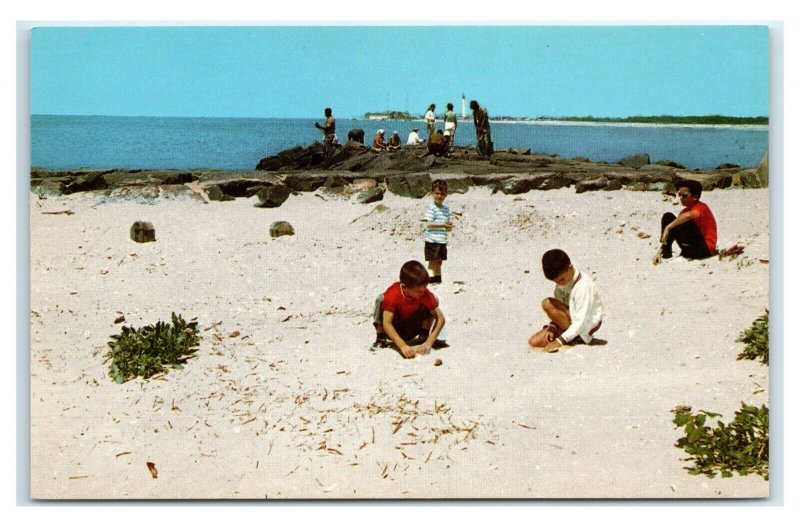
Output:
[29, 25, 769, 119]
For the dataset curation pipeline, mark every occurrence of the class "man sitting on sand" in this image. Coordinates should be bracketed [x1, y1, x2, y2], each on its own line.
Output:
[653, 179, 717, 264]
[372, 260, 447, 359]
[528, 249, 604, 353]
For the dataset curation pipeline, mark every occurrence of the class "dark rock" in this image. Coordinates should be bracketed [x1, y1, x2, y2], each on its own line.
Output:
[499, 176, 536, 195]
[716, 163, 741, 170]
[604, 179, 624, 191]
[734, 169, 761, 188]
[575, 176, 609, 194]
[256, 143, 325, 171]
[678, 172, 732, 191]
[162, 173, 199, 185]
[324, 175, 350, 188]
[627, 181, 676, 192]
[31, 179, 67, 196]
[406, 174, 433, 199]
[357, 187, 384, 204]
[217, 179, 275, 198]
[130, 221, 156, 243]
[619, 153, 651, 169]
[385, 176, 411, 197]
[254, 184, 291, 208]
[347, 128, 365, 144]
[330, 150, 380, 172]
[284, 174, 327, 192]
[537, 175, 575, 191]
[654, 160, 686, 169]
[64, 173, 109, 194]
[205, 185, 235, 202]
[469, 174, 513, 186]
[269, 221, 295, 238]
[515, 148, 532, 155]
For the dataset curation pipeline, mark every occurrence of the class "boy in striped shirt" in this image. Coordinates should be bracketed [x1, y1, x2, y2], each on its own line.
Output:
[423, 179, 453, 284]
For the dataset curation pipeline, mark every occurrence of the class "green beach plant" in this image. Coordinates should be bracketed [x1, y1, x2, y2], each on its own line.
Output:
[671, 403, 769, 480]
[736, 310, 769, 365]
[106, 313, 201, 383]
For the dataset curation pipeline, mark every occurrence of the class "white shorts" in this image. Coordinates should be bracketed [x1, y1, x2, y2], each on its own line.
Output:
[444, 122, 456, 132]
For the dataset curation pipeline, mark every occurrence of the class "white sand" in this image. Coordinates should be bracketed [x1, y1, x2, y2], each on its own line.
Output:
[29, 184, 770, 499]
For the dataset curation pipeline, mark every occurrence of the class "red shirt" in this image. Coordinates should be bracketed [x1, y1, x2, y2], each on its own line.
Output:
[683, 201, 717, 253]
[380, 282, 438, 322]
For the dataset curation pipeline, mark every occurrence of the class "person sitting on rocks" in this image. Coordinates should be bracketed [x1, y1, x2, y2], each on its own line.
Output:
[387, 131, 402, 151]
[653, 179, 718, 265]
[418, 129, 450, 157]
[407, 127, 425, 145]
[372, 129, 388, 151]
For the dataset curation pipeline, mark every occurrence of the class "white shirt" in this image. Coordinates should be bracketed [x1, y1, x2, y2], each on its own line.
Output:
[407, 131, 425, 145]
[554, 268, 604, 344]
[425, 110, 435, 123]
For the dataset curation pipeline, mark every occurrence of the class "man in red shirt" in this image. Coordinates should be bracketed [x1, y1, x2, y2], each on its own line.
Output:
[372, 260, 447, 358]
[654, 179, 718, 264]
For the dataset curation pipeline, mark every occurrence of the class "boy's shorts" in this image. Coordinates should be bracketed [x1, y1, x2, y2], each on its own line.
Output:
[373, 293, 435, 342]
[548, 321, 602, 345]
[424, 242, 448, 261]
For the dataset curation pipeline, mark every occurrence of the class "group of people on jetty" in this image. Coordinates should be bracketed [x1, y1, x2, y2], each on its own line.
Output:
[315, 106, 718, 360]
[313, 100, 495, 160]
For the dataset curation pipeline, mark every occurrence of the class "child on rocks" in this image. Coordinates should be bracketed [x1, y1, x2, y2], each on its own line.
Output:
[528, 249, 604, 353]
[372, 260, 447, 359]
[423, 179, 452, 284]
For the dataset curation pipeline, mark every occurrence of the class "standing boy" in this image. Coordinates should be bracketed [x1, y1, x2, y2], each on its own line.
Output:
[372, 260, 447, 359]
[528, 249, 604, 353]
[423, 179, 452, 284]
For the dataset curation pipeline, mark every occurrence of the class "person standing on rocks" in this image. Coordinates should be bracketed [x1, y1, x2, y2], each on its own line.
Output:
[444, 102, 458, 146]
[314, 107, 336, 158]
[470, 100, 493, 157]
[653, 179, 718, 265]
[424, 104, 437, 140]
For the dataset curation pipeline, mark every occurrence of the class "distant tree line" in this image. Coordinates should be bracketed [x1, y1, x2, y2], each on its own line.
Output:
[530, 115, 769, 125]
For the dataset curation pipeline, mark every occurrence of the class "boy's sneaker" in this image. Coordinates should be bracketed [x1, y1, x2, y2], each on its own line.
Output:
[429, 276, 442, 284]
[432, 339, 449, 349]
[371, 336, 390, 349]
[407, 335, 427, 346]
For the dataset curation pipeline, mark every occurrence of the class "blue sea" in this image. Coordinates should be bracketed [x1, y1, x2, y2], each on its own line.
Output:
[30, 115, 769, 171]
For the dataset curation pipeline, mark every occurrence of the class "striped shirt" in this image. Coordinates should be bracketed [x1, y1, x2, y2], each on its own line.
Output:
[423, 202, 451, 244]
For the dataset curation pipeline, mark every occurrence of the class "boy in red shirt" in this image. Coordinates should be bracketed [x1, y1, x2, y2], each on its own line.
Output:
[654, 179, 717, 264]
[372, 260, 447, 359]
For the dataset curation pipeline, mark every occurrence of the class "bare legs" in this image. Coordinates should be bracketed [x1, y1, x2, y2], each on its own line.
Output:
[528, 298, 570, 347]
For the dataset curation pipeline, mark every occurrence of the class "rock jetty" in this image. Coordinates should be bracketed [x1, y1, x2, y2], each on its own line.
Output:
[30, 142, 768, 206]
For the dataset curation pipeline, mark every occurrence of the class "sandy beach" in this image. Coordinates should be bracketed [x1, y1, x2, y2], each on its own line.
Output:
[29, 183, 769, 499]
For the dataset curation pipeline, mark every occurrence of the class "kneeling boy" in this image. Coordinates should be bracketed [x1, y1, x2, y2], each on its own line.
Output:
[528, 249, 604, 353]
[372, 260, 446, 359]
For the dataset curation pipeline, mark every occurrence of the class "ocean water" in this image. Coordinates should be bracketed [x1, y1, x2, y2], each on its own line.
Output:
[30, 115, 769, 171]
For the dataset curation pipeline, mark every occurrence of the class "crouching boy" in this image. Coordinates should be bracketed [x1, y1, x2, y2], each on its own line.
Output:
[528, 249, 604, 353]
[372, 260, 447, 359]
